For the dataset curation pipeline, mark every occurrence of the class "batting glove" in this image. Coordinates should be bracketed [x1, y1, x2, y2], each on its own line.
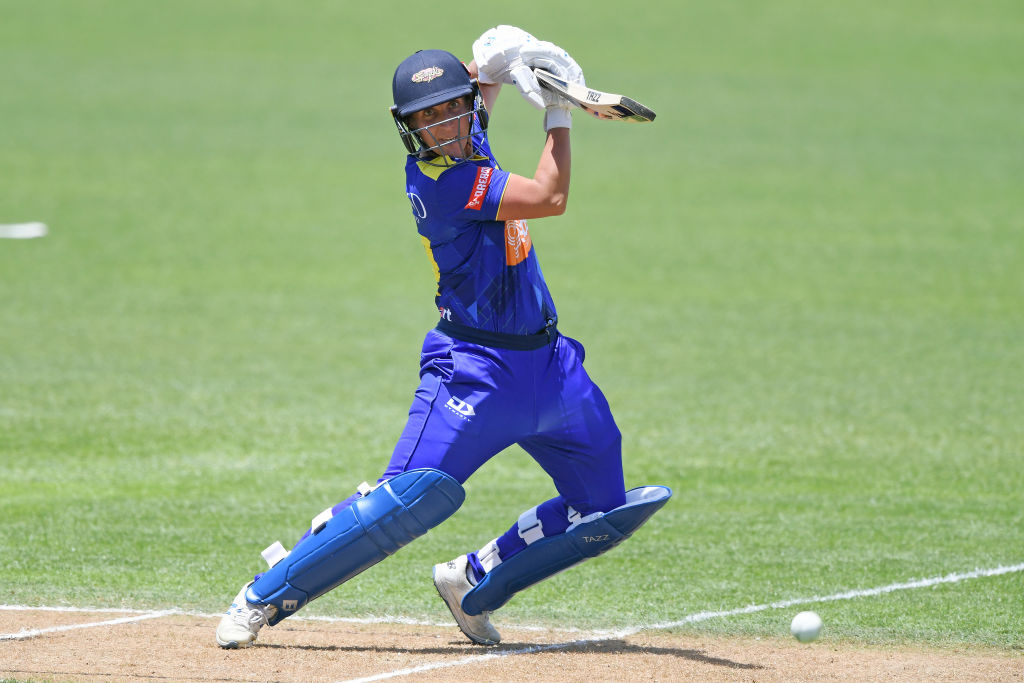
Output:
[473, 26, 584, 113]
[520, 40, 585, 88]
[472, 25, 534, 84]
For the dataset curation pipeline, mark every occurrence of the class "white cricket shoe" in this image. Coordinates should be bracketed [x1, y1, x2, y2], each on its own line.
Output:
[215, 583, 277, 649]
[433, 554, 501, 645]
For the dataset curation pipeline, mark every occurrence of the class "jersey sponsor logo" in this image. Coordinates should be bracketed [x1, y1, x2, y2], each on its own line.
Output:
[464, 166, 493, 210]
[411, 66, 444, 83]
[445, 396, 475, 418]
[504, 219, 533, 266]
[407, 192, 427, 220]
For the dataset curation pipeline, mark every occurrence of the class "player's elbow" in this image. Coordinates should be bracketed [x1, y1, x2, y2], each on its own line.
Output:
[547, 191, 569, 216]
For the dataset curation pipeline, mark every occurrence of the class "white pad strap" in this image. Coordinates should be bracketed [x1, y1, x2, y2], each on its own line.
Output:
[517, 506, 545, 545]
[261, 541, 290, 569]
[477, 538, 503, 572]
[566, 506, 602, 531]
[311, 507, 334, 534]
[358, 480, 387, 497]
[566, 506, 581, 527]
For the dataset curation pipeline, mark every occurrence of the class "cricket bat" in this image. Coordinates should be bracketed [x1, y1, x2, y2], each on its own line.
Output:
[533, 68, 656, 123]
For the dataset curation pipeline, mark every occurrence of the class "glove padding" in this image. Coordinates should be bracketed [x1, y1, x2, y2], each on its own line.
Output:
[472, 25, 535, 85]
[473, 25, 585, 112]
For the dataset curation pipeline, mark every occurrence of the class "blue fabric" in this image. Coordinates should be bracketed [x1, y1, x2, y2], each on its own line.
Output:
[384, 330, 624, 512]
[272, 329, 624, 591]
[404, 121, 558, 336]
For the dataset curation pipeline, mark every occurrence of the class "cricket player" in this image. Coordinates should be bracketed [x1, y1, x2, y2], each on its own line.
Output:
[216, 26, 670, 649]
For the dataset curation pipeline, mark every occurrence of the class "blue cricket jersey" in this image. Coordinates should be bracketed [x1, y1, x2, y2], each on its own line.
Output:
[403, 122, 557, 337]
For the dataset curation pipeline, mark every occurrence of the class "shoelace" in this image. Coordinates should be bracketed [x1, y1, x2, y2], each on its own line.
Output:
[228, 602, 268, 631]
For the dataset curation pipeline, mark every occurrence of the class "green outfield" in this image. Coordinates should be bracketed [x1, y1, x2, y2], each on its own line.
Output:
[1, 0, 1021, 649]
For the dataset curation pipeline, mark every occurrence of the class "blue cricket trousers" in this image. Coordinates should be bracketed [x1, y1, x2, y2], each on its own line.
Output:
[292, 328, 625, 567]
[382, 328, 626, 564]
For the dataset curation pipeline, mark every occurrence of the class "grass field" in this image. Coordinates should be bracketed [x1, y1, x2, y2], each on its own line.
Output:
[1, 0, 1022, 653]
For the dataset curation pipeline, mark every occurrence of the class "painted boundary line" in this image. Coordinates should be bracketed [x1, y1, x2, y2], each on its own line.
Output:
[337, 562, 1024, 683]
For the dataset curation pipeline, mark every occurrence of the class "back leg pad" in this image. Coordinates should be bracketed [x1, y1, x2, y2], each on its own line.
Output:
[461, 485, 671, 616]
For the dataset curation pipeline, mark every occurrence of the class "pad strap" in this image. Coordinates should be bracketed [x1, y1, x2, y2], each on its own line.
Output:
[517, 506, 545, 545]
[261, 541, 289, 569]
[477, 539, 502, 572]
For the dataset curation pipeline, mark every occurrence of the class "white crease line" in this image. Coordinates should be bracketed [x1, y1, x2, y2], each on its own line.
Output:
[342, 640, 596, 683]
[0, 610, 174, 641]
[632, 562, 1024, 636]
[338, 562, 1024, 683]
[0, 606, 601, 639]
[0, 606, 602, 638]
[0, 605, 160, 615]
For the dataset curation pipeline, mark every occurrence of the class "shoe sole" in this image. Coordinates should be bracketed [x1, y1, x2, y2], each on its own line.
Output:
[432, 566, 499, 646]
[215, 630, 255, 649]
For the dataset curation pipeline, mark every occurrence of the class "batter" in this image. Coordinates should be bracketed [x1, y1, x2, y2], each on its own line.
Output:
[216, 26, 670, 649]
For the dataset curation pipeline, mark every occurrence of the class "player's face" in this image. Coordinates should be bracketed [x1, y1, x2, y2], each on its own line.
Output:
[408, 97, 473, 159]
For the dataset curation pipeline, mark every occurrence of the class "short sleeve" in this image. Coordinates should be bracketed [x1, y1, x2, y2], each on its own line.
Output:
[434, 162, 510, 223]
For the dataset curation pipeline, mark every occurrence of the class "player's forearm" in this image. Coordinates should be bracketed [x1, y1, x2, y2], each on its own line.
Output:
[534, 128, 571, 215]
[495, 129, 571, 220]
[465, 60, 501, 112]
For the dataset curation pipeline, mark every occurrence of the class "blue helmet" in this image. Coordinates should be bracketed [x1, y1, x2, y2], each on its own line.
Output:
[391, 49, 489, 160]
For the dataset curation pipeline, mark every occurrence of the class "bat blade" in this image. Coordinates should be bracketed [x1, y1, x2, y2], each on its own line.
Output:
[533, 68, 656, 123]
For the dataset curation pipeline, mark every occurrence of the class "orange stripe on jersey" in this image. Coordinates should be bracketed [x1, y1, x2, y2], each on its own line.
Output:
[504, 219, 532, 266]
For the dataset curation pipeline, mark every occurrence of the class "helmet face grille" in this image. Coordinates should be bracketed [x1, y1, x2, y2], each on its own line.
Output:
[391, 85, 489, 165]
[410, 107, 477, 160]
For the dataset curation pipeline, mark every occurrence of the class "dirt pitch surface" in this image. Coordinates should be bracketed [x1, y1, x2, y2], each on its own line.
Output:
[2, 609, 1021, 682]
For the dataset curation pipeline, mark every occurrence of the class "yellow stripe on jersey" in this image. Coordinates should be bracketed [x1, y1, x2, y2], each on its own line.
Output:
[416, 159, 448, 181]
[416, 155, 491, 182]
[420, 235, 441, 295]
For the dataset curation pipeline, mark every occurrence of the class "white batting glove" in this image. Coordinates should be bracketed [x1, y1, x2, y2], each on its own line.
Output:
[473, 25, 547, 109]
[472, 25, 533, 84]
[520, 40, 585, 88]
[542, 89, 572, 131]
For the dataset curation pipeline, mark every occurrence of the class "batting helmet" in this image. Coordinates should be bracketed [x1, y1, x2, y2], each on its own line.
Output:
[390, 49, 489, 158]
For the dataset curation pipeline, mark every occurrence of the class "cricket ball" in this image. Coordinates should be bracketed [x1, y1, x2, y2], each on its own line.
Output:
[790, 611, 823, 643]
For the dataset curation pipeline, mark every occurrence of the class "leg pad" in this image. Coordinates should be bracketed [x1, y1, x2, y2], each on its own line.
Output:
[461, 485, 671, 616]
[247, 468, 465, 625]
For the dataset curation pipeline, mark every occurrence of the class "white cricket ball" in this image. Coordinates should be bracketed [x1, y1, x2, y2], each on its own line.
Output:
[790, 611, 823, 643]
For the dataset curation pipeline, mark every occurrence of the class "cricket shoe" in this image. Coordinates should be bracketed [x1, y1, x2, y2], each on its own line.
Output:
[215, 582, 277, 649]
[433, 554, 501, 645]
